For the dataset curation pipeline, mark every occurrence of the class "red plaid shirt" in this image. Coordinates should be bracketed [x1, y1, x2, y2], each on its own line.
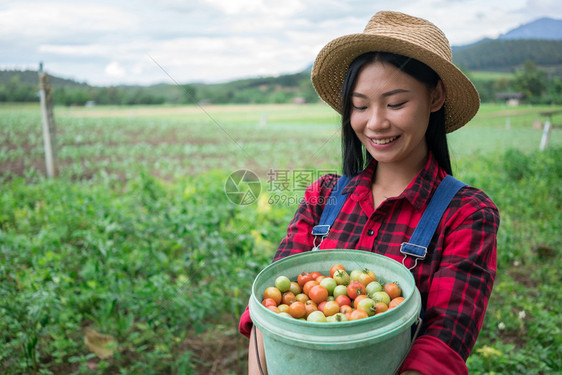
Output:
[240, 153, 499, 375]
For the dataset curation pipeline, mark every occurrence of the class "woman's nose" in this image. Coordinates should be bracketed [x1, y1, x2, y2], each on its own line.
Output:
[366, 107, 389, 131]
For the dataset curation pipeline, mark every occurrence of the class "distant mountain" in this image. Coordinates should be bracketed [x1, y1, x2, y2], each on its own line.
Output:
[498, 17, 562, 40]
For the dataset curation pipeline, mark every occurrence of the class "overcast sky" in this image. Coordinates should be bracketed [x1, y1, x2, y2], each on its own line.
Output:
[2, 0, 561, 86]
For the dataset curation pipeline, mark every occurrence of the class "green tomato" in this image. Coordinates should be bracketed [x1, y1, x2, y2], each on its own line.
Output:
[349, 269, 363, 282]
[366, 281, 383, 296]
[333, 270, 350, 285]
[333, 284, 348, 298]
[327, 313, 348, 323]
[319, 277, 337, 295]
[357, 297, 376, 316]
[275, 275, 291, 292]
[371, 291, 391, 306]
[307, 311, 327, 322]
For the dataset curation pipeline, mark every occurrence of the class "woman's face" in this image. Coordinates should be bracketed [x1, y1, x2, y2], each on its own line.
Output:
[349, 60, 445, 169]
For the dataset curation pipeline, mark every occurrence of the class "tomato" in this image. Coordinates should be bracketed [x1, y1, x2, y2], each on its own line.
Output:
[353, 294, 368, 309]
[304, 300, 318, 317]
[333, 284, 348, 298]
[389, 297, 405, 309]
[357, 270, 376, 286]
[349, 309, 369, 321]
[310, 271, 322, 280]
[307, 310, 327, 322]
[317, 300, 327, 313]
[316, 275, 326, 283]
[335, 294, 351, 307]
[384, 282, 402, 300]
[263, 287, 282, 305]
[375, 302, 388, 314]
[295, 293, 309, 303]
[323, 301, 340, 317]
[333, 269, 350, 285]
[366, 281, 383, 296]
[278, 304, 290, 313]
[319, 277, 337, 295]
[303, 280, 320, 296]
[298, 272, 314, 287]
[262, 298, 277, 307]
[349, 269, 363, 282]
[275, 275, 291, 292]
[340, 305, 353, 315]
[357, 297, 376, 316]
[371, 291, 391, 306]
[267, 305, 280, 313]
[328, 312, 348, 322]
[347, 280, 366, 300]
[281, 291, 296, 305]
[289, 281, 302, 295]
[288, 301, 306, 319]
[330, 264, 346, 278]
[309, 285, 329, 304]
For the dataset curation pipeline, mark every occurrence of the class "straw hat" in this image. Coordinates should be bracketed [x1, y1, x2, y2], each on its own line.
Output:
[311, 11, 479, 133]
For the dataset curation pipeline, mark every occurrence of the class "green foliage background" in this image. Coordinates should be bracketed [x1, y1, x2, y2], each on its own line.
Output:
[1, 103, 561, 374]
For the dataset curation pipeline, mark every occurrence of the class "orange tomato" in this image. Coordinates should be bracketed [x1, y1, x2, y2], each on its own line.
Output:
[267, 305, 280, 313]
[262, 298, 278, 307]
[340, 305, 353, 315]
[309, 285, 329, 304]
[375, 302, 388, 314]
[303, 280, 320, 296]
[263, 287, 282, 305]
[389, 297, 405, 309]
[288, 301, 306, 319]
[349, 309, 369, 321]
[310, 271, 322, 280]
[323, 301, 340, 317]
[330, 264, 346, 278]
[282, 291, 296, 305]
[304, 300, 318, 317]
[384, 283, 402, 300]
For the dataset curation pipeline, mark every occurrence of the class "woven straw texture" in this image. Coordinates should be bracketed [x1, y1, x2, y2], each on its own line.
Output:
[311, 11, 479, 133]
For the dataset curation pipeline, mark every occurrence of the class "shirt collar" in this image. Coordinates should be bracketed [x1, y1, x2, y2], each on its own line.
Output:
[342, 152, 447, 211]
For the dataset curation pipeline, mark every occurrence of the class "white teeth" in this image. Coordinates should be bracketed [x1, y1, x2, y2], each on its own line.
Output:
[371, 136, 398, 145]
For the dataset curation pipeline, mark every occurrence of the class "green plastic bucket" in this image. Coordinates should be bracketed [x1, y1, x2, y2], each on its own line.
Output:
[249, 249, 421, 374]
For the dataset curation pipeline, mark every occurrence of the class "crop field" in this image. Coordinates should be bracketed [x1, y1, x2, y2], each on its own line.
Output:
[1, 102, 561, 374]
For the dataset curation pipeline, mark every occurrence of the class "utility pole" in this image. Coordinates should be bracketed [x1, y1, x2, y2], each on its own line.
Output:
[38, 62, 58, 177]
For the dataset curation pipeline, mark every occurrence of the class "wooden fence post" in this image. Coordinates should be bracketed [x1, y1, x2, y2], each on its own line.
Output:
[39, 63, 58, 177]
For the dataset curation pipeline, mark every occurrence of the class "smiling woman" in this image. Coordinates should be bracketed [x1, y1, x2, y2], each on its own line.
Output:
[240, 11, 499, 375]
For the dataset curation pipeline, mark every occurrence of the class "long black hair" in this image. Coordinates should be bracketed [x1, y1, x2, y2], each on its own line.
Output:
[341, 52, 452, 176]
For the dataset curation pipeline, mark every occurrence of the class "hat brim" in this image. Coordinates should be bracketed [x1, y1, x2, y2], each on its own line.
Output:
[311, 33, 480, 133]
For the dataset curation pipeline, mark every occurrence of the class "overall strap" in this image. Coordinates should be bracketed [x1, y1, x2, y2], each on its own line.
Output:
[400, 175, 466, 270]
[311, 175, 351, 251]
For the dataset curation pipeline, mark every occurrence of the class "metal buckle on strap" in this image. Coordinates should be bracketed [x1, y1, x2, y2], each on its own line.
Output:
[400, 242, 427, 270]
[311, 225, 330, 251]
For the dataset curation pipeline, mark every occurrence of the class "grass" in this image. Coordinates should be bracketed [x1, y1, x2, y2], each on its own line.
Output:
[1, 102, 561, 374]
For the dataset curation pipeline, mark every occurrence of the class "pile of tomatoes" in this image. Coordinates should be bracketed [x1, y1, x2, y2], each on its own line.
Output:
[261, 264, 404, 322]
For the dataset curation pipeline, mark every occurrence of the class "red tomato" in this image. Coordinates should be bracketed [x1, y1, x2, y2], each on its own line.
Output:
[262, 298, 277, 308]
[310, 271, 322, 280]
[317, 301, 327, 313]
[335, 294, 351, 307]
[347, 280, 366, 300]
[298, 272, 314, 287]
[309, 285, 329, 304]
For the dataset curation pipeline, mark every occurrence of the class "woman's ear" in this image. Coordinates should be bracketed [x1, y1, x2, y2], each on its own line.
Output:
[430, 80, 446, 112]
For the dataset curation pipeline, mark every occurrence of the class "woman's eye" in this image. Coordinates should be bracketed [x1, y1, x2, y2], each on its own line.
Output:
[352, 104, 367, 110]
[388, 102, 406, 109]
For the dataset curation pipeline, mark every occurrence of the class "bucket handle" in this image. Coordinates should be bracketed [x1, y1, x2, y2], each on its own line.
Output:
[253, 325, 266, 375]
[393, 316, 423, 375]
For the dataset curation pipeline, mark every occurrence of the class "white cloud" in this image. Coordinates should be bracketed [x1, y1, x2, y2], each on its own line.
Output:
[1, 0, 561, 85]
